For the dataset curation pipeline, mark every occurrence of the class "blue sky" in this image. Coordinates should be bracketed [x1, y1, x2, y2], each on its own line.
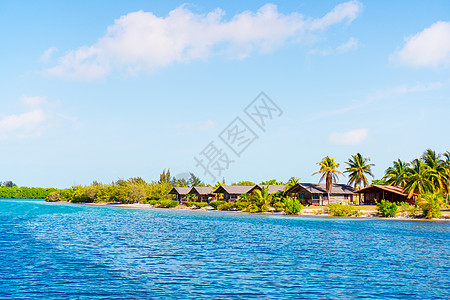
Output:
[1, 0, 449, 188]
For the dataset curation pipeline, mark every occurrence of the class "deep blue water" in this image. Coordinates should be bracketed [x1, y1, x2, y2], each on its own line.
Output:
[0, 199, 448, 299]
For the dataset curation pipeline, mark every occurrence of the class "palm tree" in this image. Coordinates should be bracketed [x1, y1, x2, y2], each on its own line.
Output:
[442, 151, 450, 203]
[253, 186, 272, 211]
[313, 156, 343, 205]
[344, 153, 374, 204]
[403, 159, 434, 199]
[383, 159, 410, 186]
[284, 177, 300, 193]
[421, 149, 445, 193]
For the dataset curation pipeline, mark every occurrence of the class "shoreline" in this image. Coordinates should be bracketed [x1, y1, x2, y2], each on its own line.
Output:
[80, 202, 450, 222]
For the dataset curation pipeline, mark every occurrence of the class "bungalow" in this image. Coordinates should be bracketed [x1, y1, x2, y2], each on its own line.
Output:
[188, 186, 214, 202]
[286, 183, 355, 205]
[213, 185, 254, 202]
[355, 185, 414, 205]
[168, 186, 191, 202]
[248, 184, 286, 194]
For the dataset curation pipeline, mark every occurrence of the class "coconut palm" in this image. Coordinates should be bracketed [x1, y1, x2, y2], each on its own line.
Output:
[284, 177, 300, 193]
[344, 153, 374, 204]
[383, 159, 410, 186]
[253, 186, 272, 211]
[403, 159, 434, 199]
[313, 156, 343, 205]
[421, 149, 445, 193]
[442, 151, 450, 202]
[344, 153, 374, 188]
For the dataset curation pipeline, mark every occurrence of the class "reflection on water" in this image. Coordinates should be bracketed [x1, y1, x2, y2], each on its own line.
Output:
[0, 199, 449, 299]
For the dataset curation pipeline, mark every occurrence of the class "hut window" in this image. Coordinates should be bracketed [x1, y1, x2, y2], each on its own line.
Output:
[299, 193, 304, 199]
[312, 194, 319, 200]
[323, 195, 329, 200]
[344, 194, 349, 200]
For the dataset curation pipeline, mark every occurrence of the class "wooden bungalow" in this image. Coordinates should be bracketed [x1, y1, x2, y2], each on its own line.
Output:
[168, 187, 191, 202]
[355, 185, 414, 205]
[188, 186, 214, 202]
[248, 185, 286, 194]
[285, 183, 355, 205]
[213, 185, 254, 202]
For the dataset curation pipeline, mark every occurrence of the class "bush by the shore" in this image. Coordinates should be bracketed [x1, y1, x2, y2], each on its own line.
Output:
[325, 203, 359, 216]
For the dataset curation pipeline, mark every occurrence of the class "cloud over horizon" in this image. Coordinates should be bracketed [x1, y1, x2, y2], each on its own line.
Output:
[42, 1, 363, 80]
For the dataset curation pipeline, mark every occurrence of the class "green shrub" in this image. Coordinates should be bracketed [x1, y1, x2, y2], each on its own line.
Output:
[158, 200, 179, 208]
[398, 202, 421, 217]
[247, 203, 261, 213]
[284, 197, 303, 215]
[233, 201, 250, 211]
[217, 202, 235, 211]
[185, 201, 208, 208]
[326, 203, 359, 216]
[209, 200, 227, 210]
[417, 193, 444, 219]
[147, 200, 159, 206]
[273, 202, 284, 212]
[376, 200, 398, 217]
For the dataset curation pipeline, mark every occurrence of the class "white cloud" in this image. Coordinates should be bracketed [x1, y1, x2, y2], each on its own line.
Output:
[390, 21, 450, 67]
[0, 96, 69, 140]
[20, 96, 48, 109]
[43, 1, 363, 80]
[39, 46, 58, 63]
[336, 37, 359, 52]
[329, 128, 368, 145]
[309, 0, 363, 31]
[310, 36, 359, 55]
[0, 110, 47, 139]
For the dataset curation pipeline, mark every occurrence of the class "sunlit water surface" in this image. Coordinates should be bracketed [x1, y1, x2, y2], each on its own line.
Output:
[0, 199, 448, 299]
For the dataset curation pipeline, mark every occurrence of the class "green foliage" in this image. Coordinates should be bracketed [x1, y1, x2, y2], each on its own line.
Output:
[147, 200, 159, 206]
[232, 181, 255, 186]
[260, 179, 284, 185]
[233, 201, 250, 211]
[158, 200, 179, 208]
[376, 200, 398, 217]
[46, 190, 71, 202]
[209, 200, 227, 210]
[217, 202, 236, 210]
[273, 201, 284, 212]
[284, 177, 299, 193]
[398, 202, 421, 217]
[216, 202, 250, 211]
[371, 179, 388, 185]
[283, 197, 303, 215]
[0, 186, 59, 199]
[344, 153, 374, 189]
[185, 201, 208, 208]
[326, 203, 359, 216]
[417, 193, 444, 219]
[253, 186, 272, 212]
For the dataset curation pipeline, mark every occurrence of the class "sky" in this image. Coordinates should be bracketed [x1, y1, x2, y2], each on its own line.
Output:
[1, 0, 449, 188]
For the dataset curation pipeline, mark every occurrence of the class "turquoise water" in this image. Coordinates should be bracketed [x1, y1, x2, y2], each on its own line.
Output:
[0, 199, 448, 299]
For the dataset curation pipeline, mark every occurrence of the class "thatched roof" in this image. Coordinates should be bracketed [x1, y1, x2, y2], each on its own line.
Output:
[286, 183, 354, 195]
[213, 185, 254, 195]
[189, 186, 213, 195]
[168, 187, 191, 195]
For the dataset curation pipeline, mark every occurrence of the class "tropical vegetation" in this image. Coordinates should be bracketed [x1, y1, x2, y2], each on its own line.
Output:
[313, 156, 343, 204]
